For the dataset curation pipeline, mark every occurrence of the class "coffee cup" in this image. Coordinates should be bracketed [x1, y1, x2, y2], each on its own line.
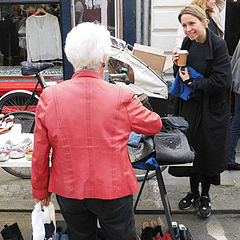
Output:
[177, 50, 189, 66]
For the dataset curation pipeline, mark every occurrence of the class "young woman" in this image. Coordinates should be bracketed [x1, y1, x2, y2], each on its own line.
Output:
[172, 5, 231, 218]
[174, 0, 225, 51]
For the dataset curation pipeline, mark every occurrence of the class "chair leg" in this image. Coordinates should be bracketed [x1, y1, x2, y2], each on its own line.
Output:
[155, 167, 176, 240]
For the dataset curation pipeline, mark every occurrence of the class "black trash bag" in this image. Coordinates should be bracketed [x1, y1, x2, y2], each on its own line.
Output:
[1, 223, 24, 240]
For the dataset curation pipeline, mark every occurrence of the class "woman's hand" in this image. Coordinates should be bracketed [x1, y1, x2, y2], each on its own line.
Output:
[172, 49, 180, 65]
[179, 67, 190, 82]
[34, 195, 51, 207]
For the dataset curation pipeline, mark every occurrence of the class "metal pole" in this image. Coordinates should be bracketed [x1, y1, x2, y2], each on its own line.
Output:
[143, 0, 149, 45]
[136, 0, 142, 44]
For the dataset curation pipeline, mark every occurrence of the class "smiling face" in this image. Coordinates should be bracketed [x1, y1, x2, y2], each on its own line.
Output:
[181, 14, 207, 42]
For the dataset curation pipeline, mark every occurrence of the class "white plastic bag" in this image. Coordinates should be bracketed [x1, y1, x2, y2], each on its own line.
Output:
[32, 202, 56, 240]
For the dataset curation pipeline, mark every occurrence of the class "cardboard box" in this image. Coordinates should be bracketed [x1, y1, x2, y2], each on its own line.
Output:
[133, 43, 166, 76]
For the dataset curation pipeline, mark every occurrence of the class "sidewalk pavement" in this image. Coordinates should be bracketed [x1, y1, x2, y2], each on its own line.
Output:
[0, 144, 240, 239]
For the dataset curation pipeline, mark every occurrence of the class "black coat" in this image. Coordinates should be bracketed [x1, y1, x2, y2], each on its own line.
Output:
[173, 30, 232, 176]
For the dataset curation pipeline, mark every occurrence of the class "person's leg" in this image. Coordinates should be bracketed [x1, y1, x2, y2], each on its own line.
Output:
[56, 195, 97, 240]
[229, 93, 240, 169]
[87, 195, 137, 240]
[198, 179, 211, 218]
[178, 175, 200, 210]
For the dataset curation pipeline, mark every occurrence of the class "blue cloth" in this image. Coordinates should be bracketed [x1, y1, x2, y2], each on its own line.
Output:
[132, 157, 158, 170]
[128, 131, 143, 147]
[170, 66, 203, 100]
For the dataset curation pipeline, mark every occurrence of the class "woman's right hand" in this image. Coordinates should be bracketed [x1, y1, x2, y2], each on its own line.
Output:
[172, 49, 180, 65]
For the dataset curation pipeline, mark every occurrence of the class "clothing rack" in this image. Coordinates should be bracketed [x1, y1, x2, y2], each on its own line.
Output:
[133, 165, 177, 240]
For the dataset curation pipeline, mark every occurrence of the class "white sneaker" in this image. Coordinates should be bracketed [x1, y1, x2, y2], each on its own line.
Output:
[0, 140, 12, 162]
[10, 138, 33, 159]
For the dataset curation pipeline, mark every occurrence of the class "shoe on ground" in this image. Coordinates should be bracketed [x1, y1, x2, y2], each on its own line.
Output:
[197, 196, 211, 218]
[151, 219, 163, 237]
[178, 192, 200, 210]
[179, 224, 193, 240]
[141, 221, 153, 240]
[228, 162, 240, 170]
[10, 138, 33, 159]
[0, 140, 12, 162]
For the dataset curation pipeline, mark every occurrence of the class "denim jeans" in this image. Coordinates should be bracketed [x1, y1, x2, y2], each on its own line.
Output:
[229, 93, 240, 165]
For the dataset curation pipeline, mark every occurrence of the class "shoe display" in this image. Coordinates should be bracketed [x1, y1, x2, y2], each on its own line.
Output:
[10, 138, 33, 159]
[178, 192, 200, 210]
[0, 140, 12, 162]
[228, 162, 240, 170]
[197, 196, 211, 218]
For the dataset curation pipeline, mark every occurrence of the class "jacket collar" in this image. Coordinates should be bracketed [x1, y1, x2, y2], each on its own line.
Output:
[182, 28, 214, 61]
[71, 70, 102, 80]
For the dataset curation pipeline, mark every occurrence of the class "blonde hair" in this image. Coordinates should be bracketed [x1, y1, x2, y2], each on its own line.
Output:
[191, 0, 213, 17]
[178, 5, 209, 26]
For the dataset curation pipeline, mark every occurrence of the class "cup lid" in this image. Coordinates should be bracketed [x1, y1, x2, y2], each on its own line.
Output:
[178, 50, 189, 54]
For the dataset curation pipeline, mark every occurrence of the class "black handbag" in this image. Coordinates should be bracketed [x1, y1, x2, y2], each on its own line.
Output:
[1, 223, 24, 240]
[128, 137, 155, 163]
[154, 117, 195, 165]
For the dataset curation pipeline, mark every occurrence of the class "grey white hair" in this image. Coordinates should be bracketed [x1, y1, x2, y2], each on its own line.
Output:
[65, 22, 111, 72]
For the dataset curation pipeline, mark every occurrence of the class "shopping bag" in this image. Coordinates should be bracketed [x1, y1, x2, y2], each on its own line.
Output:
[32, 202, 56, 240]
[0, 223, 24, 240]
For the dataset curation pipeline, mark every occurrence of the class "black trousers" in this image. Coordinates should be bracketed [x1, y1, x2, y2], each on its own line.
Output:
[56, 194, 137, 240]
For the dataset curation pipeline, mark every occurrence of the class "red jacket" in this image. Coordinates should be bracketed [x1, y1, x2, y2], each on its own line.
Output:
[31, 71, 162, 200]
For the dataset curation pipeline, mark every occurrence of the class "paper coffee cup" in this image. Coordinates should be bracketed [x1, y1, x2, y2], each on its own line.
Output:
[177, 50, 189, 66]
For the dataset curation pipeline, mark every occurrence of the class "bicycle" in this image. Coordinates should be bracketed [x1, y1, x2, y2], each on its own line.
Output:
[0, 61, 56, 179]
[0, 61, 55, 114]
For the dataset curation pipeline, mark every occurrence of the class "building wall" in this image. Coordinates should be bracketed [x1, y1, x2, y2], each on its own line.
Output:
[151, 0, 191, 55]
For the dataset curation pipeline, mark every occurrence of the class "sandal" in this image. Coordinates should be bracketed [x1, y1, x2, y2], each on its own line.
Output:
[0, 114, 4, 126]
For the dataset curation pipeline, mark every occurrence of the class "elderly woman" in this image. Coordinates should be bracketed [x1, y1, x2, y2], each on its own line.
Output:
[31, 22, 162, 240]
[172, 5, 231, 218]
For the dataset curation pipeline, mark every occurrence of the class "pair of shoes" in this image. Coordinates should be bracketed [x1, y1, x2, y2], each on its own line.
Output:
[0, 140, 12, 162]
[0, 115, 14, 134]
[197, 196, 211, 218]
[10, 138, 33, 159]
[228, 163, 240, 170]
[178, 192, 200, 210]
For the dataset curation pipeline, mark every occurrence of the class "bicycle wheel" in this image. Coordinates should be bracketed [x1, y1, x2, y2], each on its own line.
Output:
[0, 90, 39, 114]
[135, 168, 156, 181]
[2, 111, 35, 179]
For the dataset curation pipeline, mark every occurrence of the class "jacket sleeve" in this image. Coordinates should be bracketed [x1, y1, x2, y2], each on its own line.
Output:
[215, 0, 225, 12]
[190, 38, 232, 95]
[31, 88, 51, 199]
[125, 92, 162, 135]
